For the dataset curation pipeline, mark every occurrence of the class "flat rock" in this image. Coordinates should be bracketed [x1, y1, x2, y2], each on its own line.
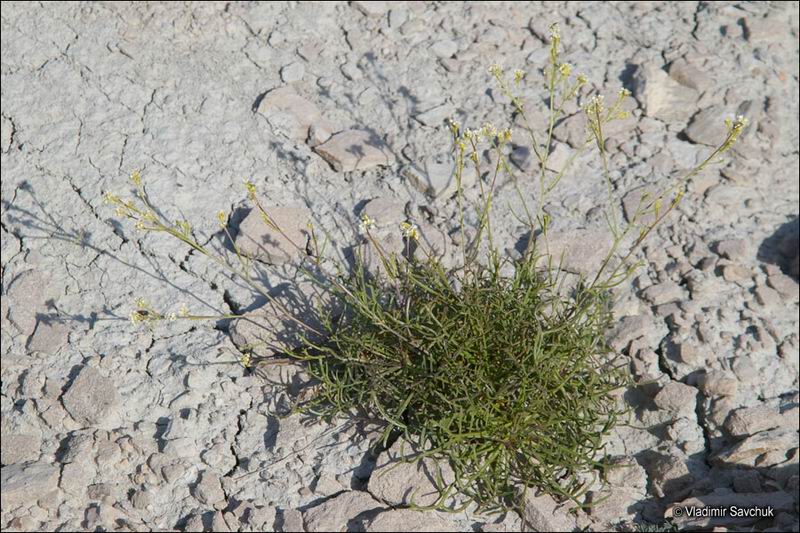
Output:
[668, 57, 712, 92]
[403, 153, 462, 199]
[62, 366, 119, 425]
[303, 491, 383, 532]
[0, 433, 42, 465]
[368, 438, 456, 508]
[192, 470, 225, 506]
[724, 405, 783, 438]
[5, 269, 52, 336]
[632, 64, 699, 122]
[257, 86, 334, 145]
[712, 427, 798, 468]
[622, 185, 658, 225]
[414, 103, 456, 126]
[280, 62, 305, 83]
[1, 462, 60, 509]
[685, 105, 729, 146]
[234, 206, 310, 265]
[521, 490, 577, 532]
[359, 198, 407, 228]
[352, 1, 390, 17]
[365, 509, 458, 532]
[536, 228, 614, 276]
[315, 129, 395, 172]
[27, 319, 70, 354]
[653, 381, 697, 416]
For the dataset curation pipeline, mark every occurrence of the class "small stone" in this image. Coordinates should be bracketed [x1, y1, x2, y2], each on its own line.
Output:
[641, 281, 685, 306]
[668, 57, 712, 92]
[653, 381, 697, 416]
[368, 438, 456, 508]
[352, 1, 390, 18]
[430, 39, 458, 59]
[1, 462, 60, 509]
[360, 198, 406, 228]
[646, 452, 694, 499]
[632, 64, 698, 122]
[521, 490, 577, 532]
[697, 370, 738, 397]
[61, 366, 119, 425]
[724, 405, 783, 438]
[0, 433, 41, 465]
[257, 87, 334, 145]
[303, 491, 382, 532]
[684, 105, 729, 146]
[552, 113, 586, 148]
[281, 509, 305, 532]
[192, 470, 225, 506]
[622, 185, 659, 225]
[131, 488, 152, 509]
[536, 228, 613, 276]
[26, 319, 70, 355]
[545, 142, 571, 172]
[5, 270, 52, 336]
[713, 427, 797, 468]
[721, 264, 751, 282]
[767, 272, 799, 300]
[609, 315, 655, 352]
[715, 238, 749, 261]
[366, 509, 458, 532]
[212, 511, 231, 532]
[315, 129, 395, 172]
[280, 62, 305, 83]
[234, 206, 309, 265]
[403, 153, 460, 199]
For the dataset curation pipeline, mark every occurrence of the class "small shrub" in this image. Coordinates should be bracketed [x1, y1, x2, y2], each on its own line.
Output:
[106, 24, 745, 515]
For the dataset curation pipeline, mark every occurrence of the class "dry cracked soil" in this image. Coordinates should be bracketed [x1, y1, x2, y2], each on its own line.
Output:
[1, 1, 798, 532]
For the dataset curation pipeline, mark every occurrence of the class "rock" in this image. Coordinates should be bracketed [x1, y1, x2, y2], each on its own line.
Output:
[5, 270, 52, 336]
[1, 462, 60, 509]
[685, 105, 730, 146]
[234, 206, 310, 265]
[131, 488, 152, 509]
[414, 103, 456, 126]
[545, 142, 571, 172]
[721, 264, 751, 282]
[61, 366, 119, 425]
[586, 456, 647, 522]
[667, 491, 793, 529]
[653, 381, 697, 416]
[281, 509, 305, 532]
[536, 228, 613, 276]
[521, 490, 577, 532]
[257, 87, 334, 145]
[0, 433, 41, 465]
[697, 370, 738, 397]
[403, 153, 460, 199]
[26, 319, 70, 354]
[668, 57, 712, 92]
[368, 438, 456, 508]
[359, 198, 407, 228]
[642, 281, 685, 306]
[192, 470, 225, 506]
[315, 129, 395, 172]
[712, 427, 798, 468]
[732, 470, 761, 493]
[430, 39, 458, 59]
[552, 113, 586, 148]
[280, 62, 305, 83]
[302, 491, 382, 532]
[645, 451, 694, 499]
[609, 315, 656, 352]
[365, 509, 458, 532]
[755, 284, 782, 307]
[352, 1, 390, 18]
[632, 64, 698, 122]
[715, 238, 750, 261]
[724, 405, 783, 438]
[767, 272, 799, 300]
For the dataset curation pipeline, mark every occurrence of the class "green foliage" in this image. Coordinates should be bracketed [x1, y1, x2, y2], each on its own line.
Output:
[293, 252, 628, 512]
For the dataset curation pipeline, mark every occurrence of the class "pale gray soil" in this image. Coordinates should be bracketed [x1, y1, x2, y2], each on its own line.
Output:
[1, 2, 798, 532]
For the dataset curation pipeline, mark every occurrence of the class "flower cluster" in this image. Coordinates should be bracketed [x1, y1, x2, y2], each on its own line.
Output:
[400, 221, 419, 241]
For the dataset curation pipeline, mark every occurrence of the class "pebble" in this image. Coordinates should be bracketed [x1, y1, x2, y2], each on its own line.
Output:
[61, 366, 119, 425]
[315, 129, 395, 172]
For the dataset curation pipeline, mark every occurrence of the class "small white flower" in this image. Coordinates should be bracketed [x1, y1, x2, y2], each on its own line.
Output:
[400, 222, 419, 240]
[359, 213, 375, 232]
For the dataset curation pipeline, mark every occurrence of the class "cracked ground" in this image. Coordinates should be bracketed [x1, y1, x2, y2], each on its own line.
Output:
[1, 2, 798, 532]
